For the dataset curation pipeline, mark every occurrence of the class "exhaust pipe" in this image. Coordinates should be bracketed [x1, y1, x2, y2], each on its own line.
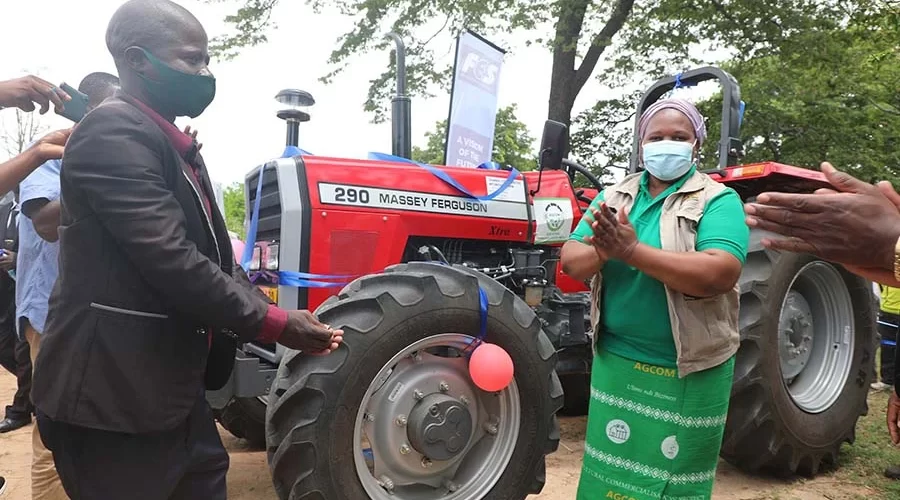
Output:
[385, 32, 412, 159]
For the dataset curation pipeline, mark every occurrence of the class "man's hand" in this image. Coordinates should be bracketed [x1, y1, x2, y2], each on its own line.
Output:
[183, 125, 203, 151]
[30, 128, 73, 163]
[0, 75, 71, 114]
[0, 251, 15, 271]
[889, 391, 900, 446]
[279, 310, 343, 354]
[744, 162, 900, 270]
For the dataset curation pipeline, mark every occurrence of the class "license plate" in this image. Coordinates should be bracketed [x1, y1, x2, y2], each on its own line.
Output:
[259, 286, 278, 303]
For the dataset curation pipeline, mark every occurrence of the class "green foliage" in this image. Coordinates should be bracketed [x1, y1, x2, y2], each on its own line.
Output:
[411, 104, 538, 171]
[696, 3, 900, 185]
[222, 182, 247, 236]
[208, 0, 847, 122]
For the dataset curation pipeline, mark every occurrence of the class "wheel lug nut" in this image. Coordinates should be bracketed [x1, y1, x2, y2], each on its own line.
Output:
[443, 479, 459, 492]
[396, 415, 407, 426]
[484, 422, 498, 435]
[460, 396, 469, 406]
[439, 381, 450, 392]
[400, 444, 411, 455]
[364, 412, 375, 422]
[413, 390, 424, 401]
[421, 457, 433, 468]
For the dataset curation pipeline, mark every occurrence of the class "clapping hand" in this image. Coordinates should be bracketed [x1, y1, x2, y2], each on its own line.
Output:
[183, 125, 203, 151]
[583, 202, 638, 261]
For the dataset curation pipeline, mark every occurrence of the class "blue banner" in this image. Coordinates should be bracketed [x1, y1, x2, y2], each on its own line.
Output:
[444, 30, 506, 168]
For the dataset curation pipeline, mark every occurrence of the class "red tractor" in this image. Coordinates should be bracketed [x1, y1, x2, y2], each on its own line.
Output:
[207, 64, 876, 499]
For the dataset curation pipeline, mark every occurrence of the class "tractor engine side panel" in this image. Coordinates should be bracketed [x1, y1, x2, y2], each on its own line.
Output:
[302, 157, 543, 310]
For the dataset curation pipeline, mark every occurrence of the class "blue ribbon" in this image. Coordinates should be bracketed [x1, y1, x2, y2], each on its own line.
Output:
[282, 145, 313, 158]
[366, 152, 520, 202]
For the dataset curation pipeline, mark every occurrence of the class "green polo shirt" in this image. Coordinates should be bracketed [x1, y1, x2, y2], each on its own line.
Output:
[569, 168, 749, 367]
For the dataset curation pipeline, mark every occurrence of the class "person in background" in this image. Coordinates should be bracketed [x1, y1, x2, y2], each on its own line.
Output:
[874, 284, 900, 392]
[743, 163, 900, 480]
[16, 71, 121, 500]
[0, 75, 75, 497]
[0, 76, 72, 195]
[562, 98, 749, 500]
[31, 1, 341, 498]
[0, 189, 28, 434]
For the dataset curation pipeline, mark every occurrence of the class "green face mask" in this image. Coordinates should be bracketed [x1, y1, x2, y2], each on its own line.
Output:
[133, 47, 216, 118]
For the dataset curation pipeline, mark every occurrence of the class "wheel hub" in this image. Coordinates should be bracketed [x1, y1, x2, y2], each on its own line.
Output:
[779, 291, 814, 380]
[407, 393, 474, 461]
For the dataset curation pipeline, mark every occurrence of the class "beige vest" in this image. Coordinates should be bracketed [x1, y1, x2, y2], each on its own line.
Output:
[589, 170, 740, 378]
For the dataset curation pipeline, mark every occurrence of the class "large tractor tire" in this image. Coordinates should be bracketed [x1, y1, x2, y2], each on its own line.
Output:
[265, 262, 563, 500]
[721, 230, 876, 476]
[214, 396, 267, 449]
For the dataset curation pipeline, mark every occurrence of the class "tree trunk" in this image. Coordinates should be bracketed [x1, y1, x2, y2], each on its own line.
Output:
[547, 0, 636, 127]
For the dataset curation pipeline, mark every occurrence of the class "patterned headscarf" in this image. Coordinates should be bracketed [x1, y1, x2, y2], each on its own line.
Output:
[637, 98, 707, 146]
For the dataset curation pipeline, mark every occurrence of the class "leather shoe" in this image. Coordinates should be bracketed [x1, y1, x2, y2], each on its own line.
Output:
[0, 416, 30, 433]
[885, 465, 900, 480]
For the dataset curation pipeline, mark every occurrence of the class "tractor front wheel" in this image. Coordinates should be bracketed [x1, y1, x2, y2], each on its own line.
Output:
[265, 262, 563, 499]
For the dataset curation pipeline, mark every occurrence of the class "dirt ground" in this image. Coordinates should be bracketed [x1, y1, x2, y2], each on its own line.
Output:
[0, 370, 882, 499]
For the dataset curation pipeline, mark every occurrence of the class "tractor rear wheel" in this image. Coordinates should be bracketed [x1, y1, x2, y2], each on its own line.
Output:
[214, 396, 267, 449]
[265, 262, 563, 500]
[721, 233, 875, 476]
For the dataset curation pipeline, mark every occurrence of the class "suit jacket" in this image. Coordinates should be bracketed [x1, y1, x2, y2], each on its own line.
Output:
[0, 200, 17, 319]
[32, 93, 271, 434]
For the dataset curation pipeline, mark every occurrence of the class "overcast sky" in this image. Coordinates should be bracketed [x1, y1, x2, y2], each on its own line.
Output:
[1, 0, 720, 187]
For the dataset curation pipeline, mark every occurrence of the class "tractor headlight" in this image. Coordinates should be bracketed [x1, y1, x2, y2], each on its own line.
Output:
[265, 243, 279, 270]
[249, 246, 262, 271]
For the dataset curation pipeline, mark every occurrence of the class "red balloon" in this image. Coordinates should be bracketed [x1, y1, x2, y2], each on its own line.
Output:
[469, 343, 514, 392]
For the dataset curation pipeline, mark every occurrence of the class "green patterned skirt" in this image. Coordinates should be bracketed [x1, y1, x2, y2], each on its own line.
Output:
[576, 348, 735, 500]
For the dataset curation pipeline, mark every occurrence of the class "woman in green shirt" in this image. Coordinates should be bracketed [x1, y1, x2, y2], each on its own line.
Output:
[561, 98, 749, 500]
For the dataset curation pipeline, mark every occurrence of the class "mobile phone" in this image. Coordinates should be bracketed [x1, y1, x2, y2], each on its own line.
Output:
[57, 82, 90, 123]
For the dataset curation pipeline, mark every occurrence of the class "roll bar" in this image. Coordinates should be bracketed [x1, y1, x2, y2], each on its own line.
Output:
[628, 66, 744, 174]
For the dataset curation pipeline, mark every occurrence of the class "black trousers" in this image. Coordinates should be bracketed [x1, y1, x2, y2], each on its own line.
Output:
[878, 311, 899, 384]
[37, 391, 229, 500]
[0, 298, 32, 421]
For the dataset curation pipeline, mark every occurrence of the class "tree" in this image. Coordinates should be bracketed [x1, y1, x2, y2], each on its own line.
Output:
[693, 4, 900, 185]
[411, 104, 537, 170]
[1, 109, 47, 158]
[208, 0, 847, 130]
[222, 182, 247, 236]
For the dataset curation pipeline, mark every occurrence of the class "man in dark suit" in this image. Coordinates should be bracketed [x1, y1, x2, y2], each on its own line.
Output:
[0, 190, 30, 434]
[31, 1, 343, 498]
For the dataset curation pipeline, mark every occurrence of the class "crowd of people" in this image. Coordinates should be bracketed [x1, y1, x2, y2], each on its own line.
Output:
[0, 0, 899, 499]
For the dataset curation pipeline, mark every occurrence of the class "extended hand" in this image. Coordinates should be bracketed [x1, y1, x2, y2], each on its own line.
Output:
[889, 391, 900, 446]
[744, 162, 900, 270]
[0, 75, 70, 114]
[587, 203, 638, 261]
[279, 310, 343, 354]
[31, 128, 73, 162]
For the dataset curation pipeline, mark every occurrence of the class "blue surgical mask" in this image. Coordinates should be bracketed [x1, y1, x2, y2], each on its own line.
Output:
[641, 140, 695, 181]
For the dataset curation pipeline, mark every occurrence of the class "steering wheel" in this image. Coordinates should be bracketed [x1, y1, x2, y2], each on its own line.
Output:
[561, 159, 605, 205]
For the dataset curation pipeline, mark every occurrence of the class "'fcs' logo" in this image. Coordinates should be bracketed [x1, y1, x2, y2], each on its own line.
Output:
[461, 52, 499, 86]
